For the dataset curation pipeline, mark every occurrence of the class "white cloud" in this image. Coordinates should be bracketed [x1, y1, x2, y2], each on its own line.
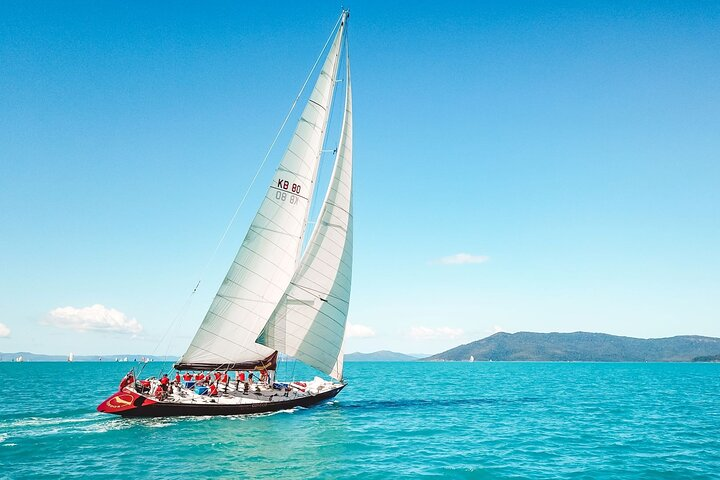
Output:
[433, 253, 489, 265]
[46, 304, 142, 335]
[0, 323, 10, 338]
[410, 326, 464, 340]
[346, 322, 376, 338]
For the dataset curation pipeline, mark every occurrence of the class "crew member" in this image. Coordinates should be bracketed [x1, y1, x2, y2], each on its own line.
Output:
[160, 373, 170, 393]
[119, 372, 134, 390]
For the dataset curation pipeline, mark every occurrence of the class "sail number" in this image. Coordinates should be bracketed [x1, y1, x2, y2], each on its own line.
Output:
[275, 178, 302, 205]
[277, 179, 301, 194]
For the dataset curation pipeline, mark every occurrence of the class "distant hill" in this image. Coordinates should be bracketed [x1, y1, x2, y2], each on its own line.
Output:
[424, 332, 720, 362]
[345, 350, 418, 362]
[0, 352, 178, 362]
[692, 354, 720, 362]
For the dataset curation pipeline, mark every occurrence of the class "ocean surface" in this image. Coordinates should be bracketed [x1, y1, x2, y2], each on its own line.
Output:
[1, 362, 719, 479]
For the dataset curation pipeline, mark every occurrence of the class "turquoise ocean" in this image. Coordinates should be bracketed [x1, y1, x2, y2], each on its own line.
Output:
[1, 361, 719, 479]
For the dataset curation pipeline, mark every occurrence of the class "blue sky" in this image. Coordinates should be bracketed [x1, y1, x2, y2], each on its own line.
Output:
[1, 1, 718, 357]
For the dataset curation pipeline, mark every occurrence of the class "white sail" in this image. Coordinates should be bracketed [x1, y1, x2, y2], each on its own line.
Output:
[177, 14, 348, 370]
[257, 51, 353, 381]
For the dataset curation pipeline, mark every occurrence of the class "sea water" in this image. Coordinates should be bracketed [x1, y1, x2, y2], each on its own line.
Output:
[0, 362, 719, 479]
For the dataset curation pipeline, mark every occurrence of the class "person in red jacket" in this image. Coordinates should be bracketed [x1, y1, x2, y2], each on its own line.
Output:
[209, 383, 218, 396]
[174, 372, 181, 385]
[183, 372, 192, 382]
[160, 373, 170, 393]
[195, 372, 205, 382]
[119, 372, 134, 390]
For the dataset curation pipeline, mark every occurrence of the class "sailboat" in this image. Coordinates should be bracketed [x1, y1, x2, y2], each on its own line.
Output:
[98, 11, 353, 418]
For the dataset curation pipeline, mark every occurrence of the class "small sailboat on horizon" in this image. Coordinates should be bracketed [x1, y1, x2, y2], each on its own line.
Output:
[98, 11, 354, 418]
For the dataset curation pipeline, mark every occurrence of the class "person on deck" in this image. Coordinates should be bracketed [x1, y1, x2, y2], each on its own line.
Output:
[195, 372, 205, 382]
[220, 372, 229, 393]
[248, 372, 254, 385]
[160, 374, 170, 393]
[119, 372, 134, 390]
[209, 382, 218, 396]
[174, 372, 181, 385]
[183, 372, 192, 382]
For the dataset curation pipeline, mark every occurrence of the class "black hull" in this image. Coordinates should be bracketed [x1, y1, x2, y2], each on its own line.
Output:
[116, 384, 344, 418]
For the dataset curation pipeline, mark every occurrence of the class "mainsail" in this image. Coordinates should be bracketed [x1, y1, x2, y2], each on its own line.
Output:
[176, 13, 349, 371]
[257, 52, 353, 381]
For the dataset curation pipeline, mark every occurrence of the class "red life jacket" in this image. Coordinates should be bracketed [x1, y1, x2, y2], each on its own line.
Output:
[239, 372, 246, 382]
[196, 373, 204, 381]
[214, 372, 222, 381]
[183, 373, 192, 381]
[209, 384, 218, 396]
[160, 376, 169, 385]
[221, 373, 229, 383]
[175, 374, 181, 383]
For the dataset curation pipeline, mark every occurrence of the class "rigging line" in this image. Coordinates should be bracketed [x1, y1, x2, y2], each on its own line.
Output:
[189, 12, 344, 295]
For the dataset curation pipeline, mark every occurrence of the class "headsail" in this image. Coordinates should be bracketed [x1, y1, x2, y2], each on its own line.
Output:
[176, 13, 348, 371]
[257, 47, 353, 381]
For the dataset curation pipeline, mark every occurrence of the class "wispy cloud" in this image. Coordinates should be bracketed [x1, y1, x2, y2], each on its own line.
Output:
[0, 322, 10, 338]
[432, 253, 489, 265]
[410, 326, 464, 340]
[45, 304, 142, 335]
[346, 322, 376, 338]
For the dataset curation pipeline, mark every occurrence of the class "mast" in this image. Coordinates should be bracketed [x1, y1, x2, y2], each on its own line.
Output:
[176, 12, 349, 371]
[257, 28, 353, 381]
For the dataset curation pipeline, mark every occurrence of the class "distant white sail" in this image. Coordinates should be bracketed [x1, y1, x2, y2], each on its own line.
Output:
[177, 14, 348, 370]
[257, 51, 353, 381]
